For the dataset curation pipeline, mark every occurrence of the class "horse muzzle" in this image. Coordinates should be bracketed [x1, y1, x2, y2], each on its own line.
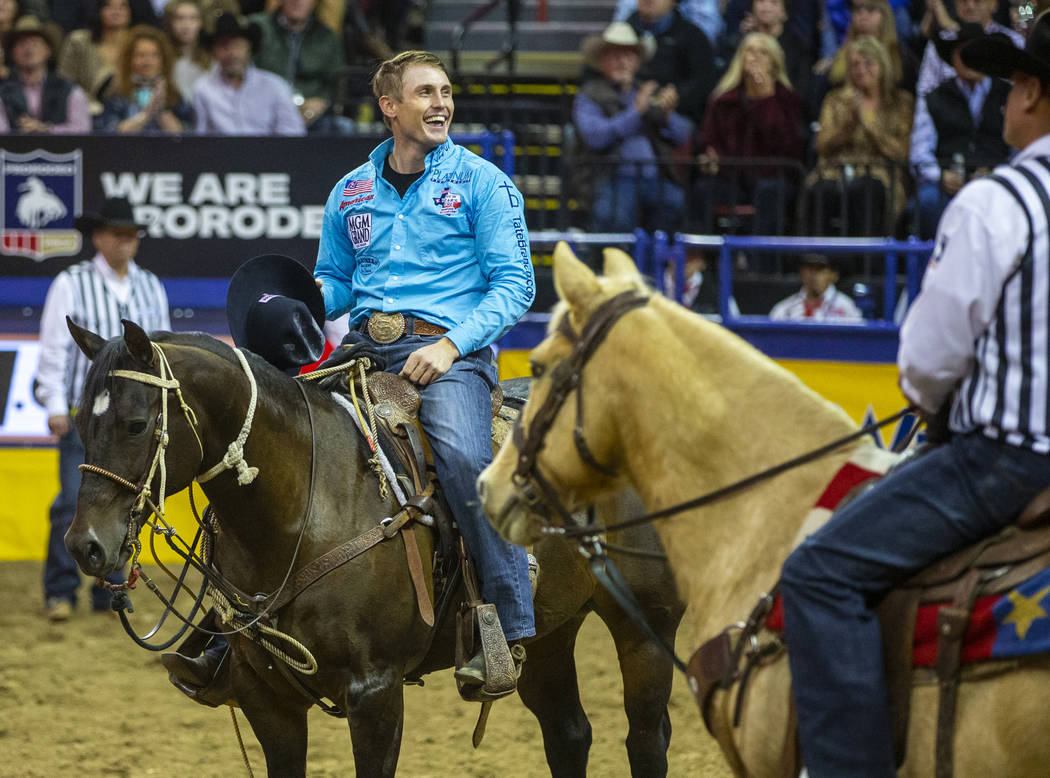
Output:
[64, 510, 133, 577]
[477, 476, 548, 546]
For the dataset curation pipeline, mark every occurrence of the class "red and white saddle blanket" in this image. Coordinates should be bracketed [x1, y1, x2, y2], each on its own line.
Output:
[765, 446, 1050, 666]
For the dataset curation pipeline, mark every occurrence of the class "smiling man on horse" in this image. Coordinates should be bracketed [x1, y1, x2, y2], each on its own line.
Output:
[780, 14, 1050, 776]
[313, 50, 536, 688]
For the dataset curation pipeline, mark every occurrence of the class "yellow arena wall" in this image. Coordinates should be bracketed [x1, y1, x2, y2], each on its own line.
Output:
[0, 353, 905, 562]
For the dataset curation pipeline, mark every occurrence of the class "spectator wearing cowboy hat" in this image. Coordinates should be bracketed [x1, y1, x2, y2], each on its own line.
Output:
[0, 15, 91, 133]
[572, 21, 691, 237]
[908, 22, 1012, 239]
[780, 12, 1050, 776]
[190, 12, 304, 135]
[34, 196, 170, 622]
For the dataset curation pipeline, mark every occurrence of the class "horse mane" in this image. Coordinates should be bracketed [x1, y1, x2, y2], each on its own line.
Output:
[80, 330, 307, 411]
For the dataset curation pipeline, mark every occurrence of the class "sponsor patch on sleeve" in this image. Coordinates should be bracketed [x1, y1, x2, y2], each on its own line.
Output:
[346, 212, 371, 249]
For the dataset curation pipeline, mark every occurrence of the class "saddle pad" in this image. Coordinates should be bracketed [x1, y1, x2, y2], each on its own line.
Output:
[764, 446, 1050, 666]
[912, 567, 1050, 665]
[765, 566, 1050, 666]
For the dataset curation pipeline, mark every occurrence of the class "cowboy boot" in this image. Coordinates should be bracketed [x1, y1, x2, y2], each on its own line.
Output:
[162, 639, 235, 708]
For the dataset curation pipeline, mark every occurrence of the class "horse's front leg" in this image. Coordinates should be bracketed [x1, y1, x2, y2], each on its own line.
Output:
[232, 659, 310, 777]
[517, 613, 592, 778]
[345, 670, 405, 777]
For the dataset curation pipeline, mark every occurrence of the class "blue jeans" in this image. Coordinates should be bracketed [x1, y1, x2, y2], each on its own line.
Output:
[781, 432, 1050, 776]
[45, 425, 121, 609]
[916, 181, 952, 241]
[371, 331, 535, 642]
[590, 175, 685, 235]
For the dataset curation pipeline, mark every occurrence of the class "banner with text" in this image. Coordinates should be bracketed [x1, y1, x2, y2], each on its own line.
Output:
[0, 135, 384, 278]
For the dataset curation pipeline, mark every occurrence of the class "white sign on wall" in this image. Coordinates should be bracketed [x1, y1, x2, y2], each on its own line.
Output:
[0, 340, 49, 440]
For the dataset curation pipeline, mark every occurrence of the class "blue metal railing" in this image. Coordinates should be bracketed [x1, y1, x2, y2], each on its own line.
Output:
[503, 231, 936, 362]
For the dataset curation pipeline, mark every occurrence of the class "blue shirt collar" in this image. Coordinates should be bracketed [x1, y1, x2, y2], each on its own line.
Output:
[368, 137, 454, 174]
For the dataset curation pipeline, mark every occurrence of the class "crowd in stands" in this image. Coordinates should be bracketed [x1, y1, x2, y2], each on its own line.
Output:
[573, 0, 1035, 247]
[0, 0, 1039, 317]
[0, 0, 423, 136]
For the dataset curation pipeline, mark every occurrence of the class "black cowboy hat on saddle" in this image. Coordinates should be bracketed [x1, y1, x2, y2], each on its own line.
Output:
[226, 254, 326, 375]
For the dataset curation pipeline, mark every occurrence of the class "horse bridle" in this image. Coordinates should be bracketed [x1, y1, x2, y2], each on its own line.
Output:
[78, 342, 260, 574]
[508, 289, 649, 528]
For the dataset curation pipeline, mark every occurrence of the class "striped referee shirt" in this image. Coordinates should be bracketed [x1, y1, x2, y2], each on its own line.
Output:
[900, 133, 1050, 453]
[36, 254, 170, 417]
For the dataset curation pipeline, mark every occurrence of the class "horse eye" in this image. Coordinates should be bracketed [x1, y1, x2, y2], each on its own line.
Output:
[530, 362, 545, 378]
[127, 420, 148, 436]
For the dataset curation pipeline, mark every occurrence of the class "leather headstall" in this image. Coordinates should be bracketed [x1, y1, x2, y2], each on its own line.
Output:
[510, 290, 649, 527]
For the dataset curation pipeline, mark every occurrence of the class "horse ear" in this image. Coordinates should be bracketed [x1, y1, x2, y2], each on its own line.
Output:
[553, 241, 600, 308]
[67, 317, 105, 361]
[121, 320, 155, 365]
[602, 247, 642, 279]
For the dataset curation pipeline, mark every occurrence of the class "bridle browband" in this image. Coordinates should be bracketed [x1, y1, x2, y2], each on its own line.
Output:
[509, 289, 650, 526]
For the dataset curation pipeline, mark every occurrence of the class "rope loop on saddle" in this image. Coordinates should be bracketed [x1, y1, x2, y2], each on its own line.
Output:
[301, 356, 389, 499]
[209, 587, 318, 674]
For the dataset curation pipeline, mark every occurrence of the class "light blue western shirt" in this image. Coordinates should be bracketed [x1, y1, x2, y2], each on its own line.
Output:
[315, 137, 535, 356]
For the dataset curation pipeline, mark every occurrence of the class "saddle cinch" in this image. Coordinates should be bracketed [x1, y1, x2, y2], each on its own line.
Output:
[688, 483, 1050, 778]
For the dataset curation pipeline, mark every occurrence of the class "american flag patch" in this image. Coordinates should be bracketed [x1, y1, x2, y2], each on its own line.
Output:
[343, 178, 373, 197]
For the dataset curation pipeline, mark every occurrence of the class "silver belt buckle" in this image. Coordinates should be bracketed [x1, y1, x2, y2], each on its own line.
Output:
[366, 312, 406, 344]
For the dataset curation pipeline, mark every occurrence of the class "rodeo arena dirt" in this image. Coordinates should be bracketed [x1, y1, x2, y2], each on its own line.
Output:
[0, 562, 724, 776]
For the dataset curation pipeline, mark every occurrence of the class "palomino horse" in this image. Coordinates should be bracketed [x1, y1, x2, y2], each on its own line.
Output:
[477, 242, 1050, 777]
[63, 319, 684, 777]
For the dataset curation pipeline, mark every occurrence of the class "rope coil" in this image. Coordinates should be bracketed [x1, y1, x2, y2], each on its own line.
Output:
[197, 348, 259, 485]
[208, 587, 318, 674]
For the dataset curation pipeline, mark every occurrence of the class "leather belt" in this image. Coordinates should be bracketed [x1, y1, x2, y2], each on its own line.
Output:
[364, 311, 448, 344]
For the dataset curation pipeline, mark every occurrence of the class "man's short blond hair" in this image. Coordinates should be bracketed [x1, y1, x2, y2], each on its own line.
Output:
[371, 50, 449, 102]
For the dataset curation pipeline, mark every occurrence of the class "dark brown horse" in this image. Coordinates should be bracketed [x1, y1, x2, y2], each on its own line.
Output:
[63, 319, 684, 777]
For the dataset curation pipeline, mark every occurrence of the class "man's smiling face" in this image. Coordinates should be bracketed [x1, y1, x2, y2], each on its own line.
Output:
[388, 64, 454, 152]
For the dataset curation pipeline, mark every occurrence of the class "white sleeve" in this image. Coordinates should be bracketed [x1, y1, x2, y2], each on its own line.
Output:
[36, 273, 76, 418]
[897, 178, 1029, 412]
[156, 280, 171, 330]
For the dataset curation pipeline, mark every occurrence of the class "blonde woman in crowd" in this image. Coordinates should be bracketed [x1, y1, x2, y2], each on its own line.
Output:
[805, 35, 913, 239]
[693, 32, 804, 240]
[96, 24, 193, 133]
[827, 0, 917, 92]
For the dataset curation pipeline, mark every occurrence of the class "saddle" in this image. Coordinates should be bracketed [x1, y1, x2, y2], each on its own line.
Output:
[345, 367, 529, 704]
[687, 484, 1050, 778]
